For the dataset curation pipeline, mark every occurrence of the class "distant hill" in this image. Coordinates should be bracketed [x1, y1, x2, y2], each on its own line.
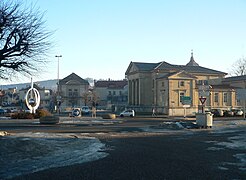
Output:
[1, 79, 58, 90]
[1, 78, 95, 90]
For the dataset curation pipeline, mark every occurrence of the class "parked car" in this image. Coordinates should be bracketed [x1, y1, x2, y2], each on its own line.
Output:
[0, 109, 5, 115]
[232, 109, 244, 116]
[223, 110, 234, 117]
[120, 109, 135, 117]
[211, 109, 223, 117]
[81, 106, 90, 115]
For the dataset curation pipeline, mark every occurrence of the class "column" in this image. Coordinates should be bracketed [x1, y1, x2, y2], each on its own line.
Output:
[136, 79, 139, 106]
[128, 80, 132, 105]
[132, 80, 135, 105]
[138, 78, 141, 105]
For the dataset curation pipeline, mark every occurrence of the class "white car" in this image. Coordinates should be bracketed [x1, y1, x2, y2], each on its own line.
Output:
[120, 110, 135, 117]
[232, 109, 244, 116]
[81, 106, 90, 115]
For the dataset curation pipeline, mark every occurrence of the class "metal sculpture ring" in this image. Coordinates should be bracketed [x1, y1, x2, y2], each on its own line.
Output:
[25, 87, 40, 113]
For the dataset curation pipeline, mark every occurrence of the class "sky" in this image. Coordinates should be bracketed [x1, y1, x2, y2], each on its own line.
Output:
[1, 0, 246, 85]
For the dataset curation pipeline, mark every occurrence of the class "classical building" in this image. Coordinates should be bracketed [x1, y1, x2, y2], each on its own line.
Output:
[125, 52, 238, 116]
[58, 73, 89, 111]
[223, 75, 246, 88]
[222, 75, 246, 107]
[94, 79, 128, 109]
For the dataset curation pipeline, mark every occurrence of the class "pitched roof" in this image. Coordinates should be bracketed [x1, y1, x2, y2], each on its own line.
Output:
[179, 65, 226, 75]
[158, 70, 198, 79]
[59, 73, 89, 85]
[95, 80, 127, 89]
[128, 61, 226, 75]
[134, 62, 160, 71]
[223, 75, 246, 82]
[154, 61, 177, 71]
[126, 52, 227, 76]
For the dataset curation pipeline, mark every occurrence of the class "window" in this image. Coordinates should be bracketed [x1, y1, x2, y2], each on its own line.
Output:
[223, 93, 228, 103]
[152, 79, 155, 88]
[73, 91, 78, 97]
[179, 81, 185, 87]
[196, 80, 208, 85]
[179, 92, 185, 102]
[108, 91, 111, 95]
[162, 82, 165, 87]
[214, 93, 219, 102]
[68, 89, 72, 97]
[113, 91, 116, 95]
[203, 80, 208, 85]
[44, 90, 49, 97]
[197, 80, 203, 85]
[119, 91, 122, 95]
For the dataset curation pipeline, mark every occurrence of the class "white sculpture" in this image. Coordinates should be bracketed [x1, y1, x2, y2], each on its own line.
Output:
[25, 78, 40, 114]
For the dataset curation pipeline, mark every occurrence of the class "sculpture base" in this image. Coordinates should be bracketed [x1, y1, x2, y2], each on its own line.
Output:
[102, 114, 116, 119]
[39, 116, 60, 124]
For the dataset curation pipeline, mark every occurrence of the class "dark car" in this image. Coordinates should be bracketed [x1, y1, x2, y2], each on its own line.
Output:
[211, 109, 223, 117]
[223, 110, 234, 117]
[0, 109, 5, 115]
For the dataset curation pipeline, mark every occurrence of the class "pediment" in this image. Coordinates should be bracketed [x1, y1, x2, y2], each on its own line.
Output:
[168, 71, 197, 80]
[66, 80, 81, 85]
[129, 64, 138, 73]
[125, 62, 139, 75]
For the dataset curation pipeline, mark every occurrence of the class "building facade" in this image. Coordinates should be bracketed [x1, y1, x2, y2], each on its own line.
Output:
[125, 53, 238, 116]
[58, 73, 89, 111]
[94, 79, 128, 109]
[222, 75, 246, 107]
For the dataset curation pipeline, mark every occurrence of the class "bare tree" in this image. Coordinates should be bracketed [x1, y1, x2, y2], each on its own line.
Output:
[81, 90, 100, 107]
[81, 92, 89, 106]
[229, 58, 246, 76]
[0, 1, 52, 80]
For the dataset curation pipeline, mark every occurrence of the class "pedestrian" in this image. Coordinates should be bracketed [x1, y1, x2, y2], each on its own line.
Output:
[152, 107, 156, 117]
[92, 107, 96, 118]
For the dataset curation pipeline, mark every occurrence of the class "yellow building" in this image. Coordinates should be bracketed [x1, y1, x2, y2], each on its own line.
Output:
[58, 73, 89, 111]
[125, 52, 238, 116]
[222, 75, 246, 107]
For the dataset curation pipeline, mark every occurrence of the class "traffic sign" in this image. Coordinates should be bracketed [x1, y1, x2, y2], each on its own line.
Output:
[199, 97, 206, 104]
[181, 96, 192, 105]
[198, 85, 210, 91]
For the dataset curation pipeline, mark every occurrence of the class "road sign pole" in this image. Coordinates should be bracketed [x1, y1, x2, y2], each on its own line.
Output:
[199, 96, 207, 114]
[184, 107, 186, 118]
[244, 99, 246, 120]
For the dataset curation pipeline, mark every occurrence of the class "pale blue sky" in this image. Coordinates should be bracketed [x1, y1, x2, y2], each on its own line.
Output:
[2, 0, 246, 84]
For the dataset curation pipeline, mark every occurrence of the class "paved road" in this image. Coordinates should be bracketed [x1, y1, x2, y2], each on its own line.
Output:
[0, 116, 246, 179]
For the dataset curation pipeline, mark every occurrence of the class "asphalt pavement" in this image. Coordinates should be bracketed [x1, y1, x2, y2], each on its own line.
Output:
[0, 116, 245, 180]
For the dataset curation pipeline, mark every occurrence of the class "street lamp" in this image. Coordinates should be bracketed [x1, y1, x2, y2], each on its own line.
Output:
[55, 55, 62, 113]
[55, 55, 62, 87]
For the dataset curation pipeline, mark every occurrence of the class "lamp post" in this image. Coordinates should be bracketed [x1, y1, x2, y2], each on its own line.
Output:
[55, 55, 62, 113]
